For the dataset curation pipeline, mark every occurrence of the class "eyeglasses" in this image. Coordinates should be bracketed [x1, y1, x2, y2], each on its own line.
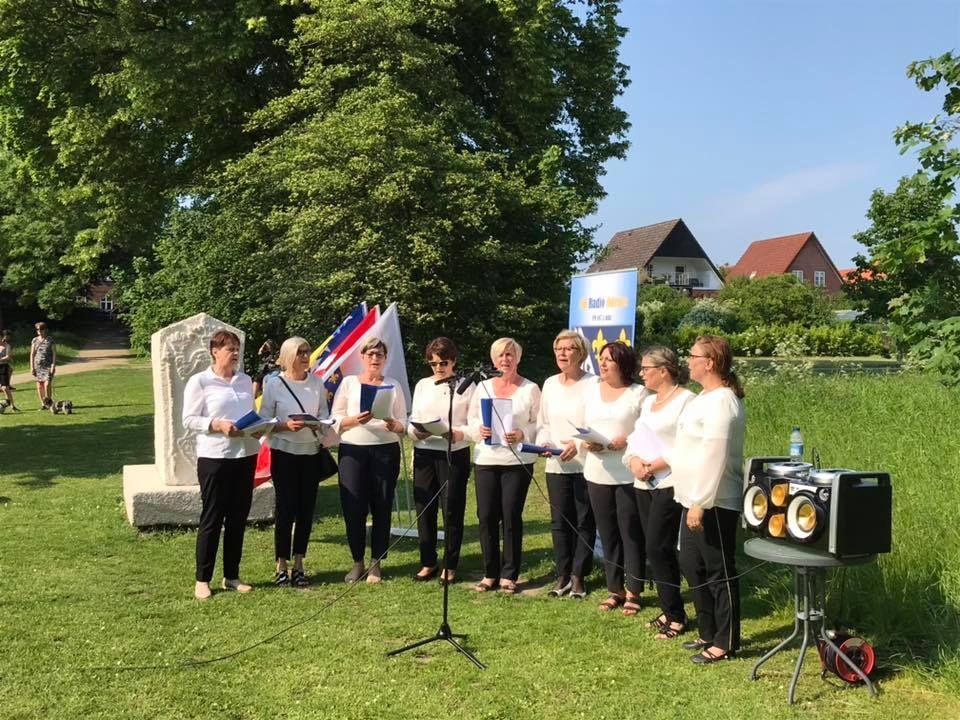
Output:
[640, 365, 662, 371]
[428, 360, 451, 368]
[296, 349, 311, 356]
[363, 351, 386, 359]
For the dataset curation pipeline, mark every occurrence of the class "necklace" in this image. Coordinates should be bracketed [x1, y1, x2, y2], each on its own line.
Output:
[651, 384, 679, 409]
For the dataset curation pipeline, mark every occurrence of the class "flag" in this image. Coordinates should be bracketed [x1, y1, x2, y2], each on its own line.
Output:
[334, 302, 411, 410]
[309, 303, 368, 367]
[316, 305, 381, 406]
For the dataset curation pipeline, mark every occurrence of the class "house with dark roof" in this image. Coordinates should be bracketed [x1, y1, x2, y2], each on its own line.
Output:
[727, 232, 843, 294]
[587, 218, 724, 295]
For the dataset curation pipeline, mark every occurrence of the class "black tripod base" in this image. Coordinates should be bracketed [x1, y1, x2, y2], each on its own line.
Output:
[387, 623, 486, 669]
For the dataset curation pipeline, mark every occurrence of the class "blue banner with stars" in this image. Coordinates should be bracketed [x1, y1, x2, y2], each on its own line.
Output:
[568, 269, 638, 374]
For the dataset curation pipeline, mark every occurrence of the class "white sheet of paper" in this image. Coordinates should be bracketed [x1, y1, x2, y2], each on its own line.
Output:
[239, 416, 277, 437]
[626, 421, 670, 484]
[370, 387, 395, 420]
[410, 417, 450, 436]
[489, 398, 513, 446]
[569, 420, 609, 447]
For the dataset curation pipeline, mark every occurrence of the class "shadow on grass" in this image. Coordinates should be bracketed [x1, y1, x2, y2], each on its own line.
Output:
[5, 414, 153, 488]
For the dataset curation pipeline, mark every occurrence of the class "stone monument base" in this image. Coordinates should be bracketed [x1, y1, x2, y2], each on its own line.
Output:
[123, 464, 275, 528]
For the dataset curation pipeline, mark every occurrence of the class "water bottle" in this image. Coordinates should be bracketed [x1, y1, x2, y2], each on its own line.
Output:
[789, 426, 804, 462]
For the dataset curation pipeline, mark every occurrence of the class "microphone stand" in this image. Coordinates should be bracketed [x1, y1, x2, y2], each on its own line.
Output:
[387, 374, 486, 669]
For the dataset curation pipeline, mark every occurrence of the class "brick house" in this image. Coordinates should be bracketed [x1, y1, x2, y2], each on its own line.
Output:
[588, 218, 724, 296]
[75, 279, 116, 314]
[727, 232, 843, 294]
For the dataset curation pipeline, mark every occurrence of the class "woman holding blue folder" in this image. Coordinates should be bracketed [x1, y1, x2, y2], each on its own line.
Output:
[466, 337, 541, 594]
[331, 337, 407, 584]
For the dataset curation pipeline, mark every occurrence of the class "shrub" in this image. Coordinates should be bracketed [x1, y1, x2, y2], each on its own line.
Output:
[678, 299, 741, 333]
[636, 285, 693, 344]
[719, 275, 833, 327]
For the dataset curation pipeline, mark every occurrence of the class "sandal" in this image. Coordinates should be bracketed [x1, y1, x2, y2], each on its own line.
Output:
[622, 595, 641, 617]
[655, 620, 687, 640]
[274, 570, 290, 587]
[647, 613, 668, 630]
[598, 594, 625, 611]
[474, 578, 498, 593]
[291, 568, 309, 588]
[498, 579, 518, 594]
[691, 647, 736, 664]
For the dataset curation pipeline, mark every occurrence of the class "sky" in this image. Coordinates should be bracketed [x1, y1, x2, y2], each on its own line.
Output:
[587, 0, 960, 269]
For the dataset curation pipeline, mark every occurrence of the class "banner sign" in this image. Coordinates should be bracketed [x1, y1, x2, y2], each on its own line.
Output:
[568, 268, 638, 374]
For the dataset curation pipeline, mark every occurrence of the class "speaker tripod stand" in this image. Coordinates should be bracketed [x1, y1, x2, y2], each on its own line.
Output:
[386, 376, 485, 669]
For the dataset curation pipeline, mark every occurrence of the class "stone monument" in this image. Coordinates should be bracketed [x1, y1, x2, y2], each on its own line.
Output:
[123, 312, 275, 527]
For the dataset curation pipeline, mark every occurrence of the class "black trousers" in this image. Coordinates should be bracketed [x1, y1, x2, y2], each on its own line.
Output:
[270, 449, 322, 560]
[635, 487, 685, 622]
[587, 482, 645, 595]
[679, 506, 741, 652]
[413, 447, 471, 570]
[474, 464, 533, 581]
[546, 472, 595, 579]
[337, 442, 400, 563]
[195, 455, 257, 582]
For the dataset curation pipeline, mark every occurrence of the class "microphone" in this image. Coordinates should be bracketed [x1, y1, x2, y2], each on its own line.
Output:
[456, 364, 503, 394]
[434, 375, 459, 386]
[456, 371, 480, 395]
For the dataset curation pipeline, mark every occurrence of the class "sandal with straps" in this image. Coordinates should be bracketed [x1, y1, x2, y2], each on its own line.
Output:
[647, 613, 668, 630]
[474, 578, 498, 593]
[598, 594, 625, 611]
[655, 620, 687, 640]
[622, 594, 641, 617]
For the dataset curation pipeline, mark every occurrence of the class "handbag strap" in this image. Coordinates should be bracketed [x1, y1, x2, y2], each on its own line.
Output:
[276, 374, 322, 443]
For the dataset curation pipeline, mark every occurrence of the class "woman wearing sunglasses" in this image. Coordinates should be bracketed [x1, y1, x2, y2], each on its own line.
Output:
[408, 337, 474, 583]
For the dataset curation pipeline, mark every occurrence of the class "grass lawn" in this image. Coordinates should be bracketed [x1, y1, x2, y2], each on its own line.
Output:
[1, 366, 958, 719]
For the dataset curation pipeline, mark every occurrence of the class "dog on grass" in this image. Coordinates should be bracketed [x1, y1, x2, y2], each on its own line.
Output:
[51, 400, 73, 415]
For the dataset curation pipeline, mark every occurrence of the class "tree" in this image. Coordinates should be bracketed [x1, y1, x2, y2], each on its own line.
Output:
[853, 51, 960, 380]
[125, 0, 631, 378]
[718, 275, 833, 328]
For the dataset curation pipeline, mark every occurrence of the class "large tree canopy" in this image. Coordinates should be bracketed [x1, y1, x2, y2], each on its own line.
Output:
[852, 51, 960, 380]
[119, 0, 630, 374]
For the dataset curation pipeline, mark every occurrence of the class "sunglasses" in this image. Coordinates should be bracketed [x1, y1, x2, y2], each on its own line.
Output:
[428, 360, 451, 368]
[296, 348, 311, 356]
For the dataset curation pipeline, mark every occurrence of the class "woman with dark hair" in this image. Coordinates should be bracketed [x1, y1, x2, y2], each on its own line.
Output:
[535, 329, 597, 599]
[467, 337, 541, 594]
[650, 335, 745, 664]
[260, 336, 332, 588]
[408, 337, 474, 583]
[0, 330, 17, 410]
[30, 322, 56, 408]
[582, 341, 648, 615]
[182, 329, 261, 600]
[331, 336, 407, 584]
[626, 345, 695, 639]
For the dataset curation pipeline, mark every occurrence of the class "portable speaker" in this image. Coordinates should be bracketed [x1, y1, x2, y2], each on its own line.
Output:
[785, 469, 892, 557]
[742, 457, 800, 538]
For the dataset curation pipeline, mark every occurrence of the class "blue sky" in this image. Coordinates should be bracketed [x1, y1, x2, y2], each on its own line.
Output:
[588, 0, 960, 269]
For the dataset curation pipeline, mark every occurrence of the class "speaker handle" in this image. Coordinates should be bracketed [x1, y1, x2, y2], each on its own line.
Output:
[835, 472, 891, 489]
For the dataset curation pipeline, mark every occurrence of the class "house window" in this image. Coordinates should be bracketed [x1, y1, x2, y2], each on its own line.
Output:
[100, 296, 113, 312]
[792, 270, 804, 282]
[814, 270, 826, 287]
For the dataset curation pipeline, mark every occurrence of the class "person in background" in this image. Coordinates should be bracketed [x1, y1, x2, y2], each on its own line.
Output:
[252, 339, 279, 399]
[582, 341, 648, 616]
[260, 336, 332, 588]
[467, 337, 541, 594]
[535, 330, 596, 599]
[626, 345, 695, 640]
[408, 337, 474, 584]
[0, 330, 17, 410]
[645, 335, 745, 664]
[182, 330, 261, 600]
[29, 322, 56, 409]
[330, 337, 407, 584]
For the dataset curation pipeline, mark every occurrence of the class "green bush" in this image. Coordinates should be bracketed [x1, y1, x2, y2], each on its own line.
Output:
[719, 274, 834, 327]
[678, 298, 741, 333]
[636, 285, 693, 345]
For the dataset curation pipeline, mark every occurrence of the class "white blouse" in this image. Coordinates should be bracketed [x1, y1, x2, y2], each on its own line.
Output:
[623, 388, 696, 491]
[582, 382, 648, 486]
[330, 375, 408, 446]
[535, 372, 597, 474]
[667, 387, 746, 512]
[260, 372, 331, 455]
[182, 368, 261, 459]
[467, 378, 541, 466]
[407, 376, 474, 452]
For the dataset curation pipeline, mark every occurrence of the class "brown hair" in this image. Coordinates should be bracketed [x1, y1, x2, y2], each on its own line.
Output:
[599, 341, 637, 384]
[209, 329, 241, 357]
[360, 336, 388, 356]
[35, 322, 48, 332]
[424, 336, 458, 363]
[641, 345, 689, 385]
[695, 335, 744, 398]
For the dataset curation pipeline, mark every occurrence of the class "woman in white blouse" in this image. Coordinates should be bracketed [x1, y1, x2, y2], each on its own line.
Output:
[626, 346, 695, 639]
[260, 336, 333, 588]
[652, 335, 745, 664]
[330, 337, 407, 584]
[582, 341, 648, 615]
[467, 337, 541, 594]
[535, 330, 596, 599]
[408, 337, 474, 584]
[181, 330, 261, 601]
